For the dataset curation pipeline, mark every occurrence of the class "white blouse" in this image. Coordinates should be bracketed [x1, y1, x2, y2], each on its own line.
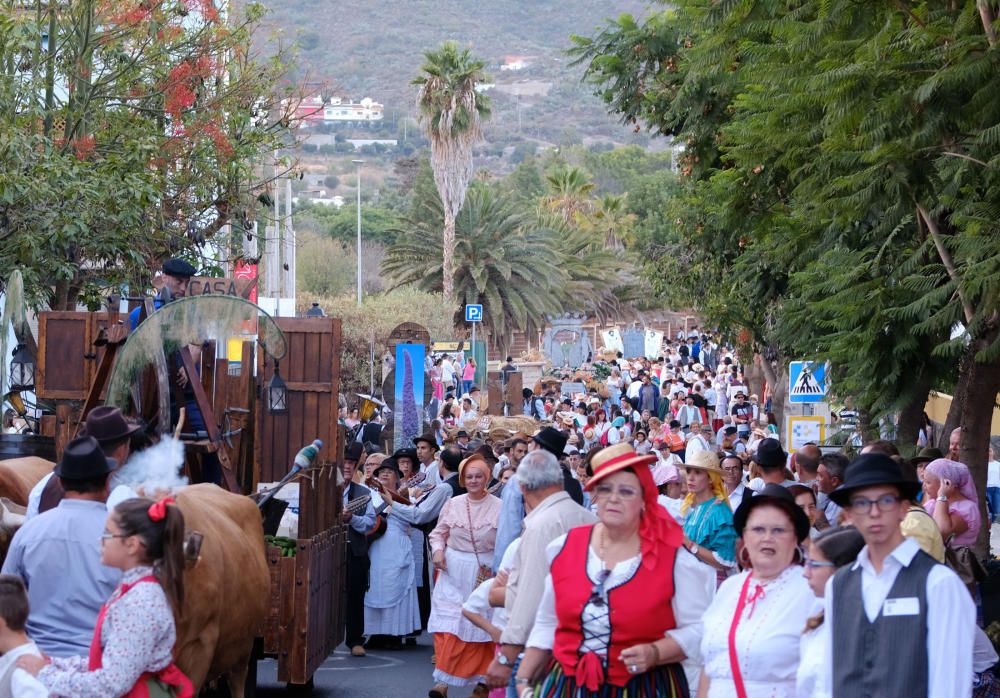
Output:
[796, 613, 831, 698]
[527, 532, 716, 690]
[700, 566, 815, 698]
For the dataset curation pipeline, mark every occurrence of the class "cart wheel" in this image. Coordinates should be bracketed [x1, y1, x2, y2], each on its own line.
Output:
[286, 677, 315, 695]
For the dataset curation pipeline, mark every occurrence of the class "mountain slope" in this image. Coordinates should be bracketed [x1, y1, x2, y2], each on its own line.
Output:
[260, 0, 651, 144]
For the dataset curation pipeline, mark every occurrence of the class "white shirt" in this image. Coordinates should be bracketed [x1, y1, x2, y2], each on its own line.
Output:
[0, 641, 48, 698]
[796, 609, 831, 698]
[988, 460, 1000, 488]
[527, 532, 715, 690]
[26, 472, 137, 520]
[686, 434, 710, 459]
[726, 482, 746, 512]
[701, 566, 815, 698]
[823, 537, 975, 698]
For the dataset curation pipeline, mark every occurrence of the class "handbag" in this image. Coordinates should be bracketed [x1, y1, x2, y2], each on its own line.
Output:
[466, 497, 493, 586]
[945, 536, 986, 598]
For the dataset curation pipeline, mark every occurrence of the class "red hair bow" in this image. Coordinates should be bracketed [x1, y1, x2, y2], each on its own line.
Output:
[148, 497, 175, 522]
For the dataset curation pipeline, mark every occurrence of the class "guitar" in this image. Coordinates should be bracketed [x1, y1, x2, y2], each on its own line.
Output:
[366, 477, 412, 506]
[344, 494, 371, 515]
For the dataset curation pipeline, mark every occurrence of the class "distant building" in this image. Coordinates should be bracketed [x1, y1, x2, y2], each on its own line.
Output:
[500, 55, 533, 71]
[293, 95, 384, 127]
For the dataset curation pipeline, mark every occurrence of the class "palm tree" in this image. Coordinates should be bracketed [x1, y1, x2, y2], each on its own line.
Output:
[412, 41, 491, 308]
[543, 165, 595, 223]
[382, 186, 562, 355]
[591, 193, 637, 251]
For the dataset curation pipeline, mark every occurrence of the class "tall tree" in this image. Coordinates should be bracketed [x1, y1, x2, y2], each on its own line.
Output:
[412, 41, 491, 309]
[0, 0, 295, 308]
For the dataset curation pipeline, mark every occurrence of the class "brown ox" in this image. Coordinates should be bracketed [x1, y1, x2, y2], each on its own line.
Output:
[0, 457, 54, 561]
[174, 484, 268, 697]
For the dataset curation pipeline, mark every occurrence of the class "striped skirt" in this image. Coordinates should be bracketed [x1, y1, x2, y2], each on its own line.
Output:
[536, 660, 688, 698]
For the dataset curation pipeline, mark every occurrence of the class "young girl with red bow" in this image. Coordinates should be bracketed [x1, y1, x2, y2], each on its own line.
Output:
[18, 497, 193, 698]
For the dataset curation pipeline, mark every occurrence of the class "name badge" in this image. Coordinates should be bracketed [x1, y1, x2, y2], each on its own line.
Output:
[882, 597, 920, 617]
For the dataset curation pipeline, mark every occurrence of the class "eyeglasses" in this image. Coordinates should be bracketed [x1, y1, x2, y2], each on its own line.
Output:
[588, 569, 611, 607]
[848, 494, 902, 514]
[745, 526, 792, 539]
[804, 558, 837, 569]
[594, 484, 641, 500]
[99, 531, 129, 544]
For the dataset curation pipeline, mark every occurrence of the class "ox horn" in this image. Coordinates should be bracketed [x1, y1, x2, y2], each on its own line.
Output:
[0, 498, 26, 527]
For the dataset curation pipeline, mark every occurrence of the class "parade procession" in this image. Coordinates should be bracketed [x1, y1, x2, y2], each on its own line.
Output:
[4, 0, 1000, 696]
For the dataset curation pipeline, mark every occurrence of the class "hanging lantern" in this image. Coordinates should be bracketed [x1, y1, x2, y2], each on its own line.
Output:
[9, 344, 35, 392]
[267, 361, 288, 414]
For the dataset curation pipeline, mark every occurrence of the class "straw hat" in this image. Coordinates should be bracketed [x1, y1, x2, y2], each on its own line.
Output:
[458, 454, 492, 489]
[683, 450, 723, 475]
[585, 443, 656, 492]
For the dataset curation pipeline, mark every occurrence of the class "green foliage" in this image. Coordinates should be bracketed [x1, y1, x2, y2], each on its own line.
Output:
[295, 203, 403, 247]
[295, 233, 357, 297]
[0, 0, 294, 308]
[298, 287, 455, 397]
[573, 0, 1000, 431]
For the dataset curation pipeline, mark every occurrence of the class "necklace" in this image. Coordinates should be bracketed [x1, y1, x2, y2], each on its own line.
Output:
[597, 524, 640, 570]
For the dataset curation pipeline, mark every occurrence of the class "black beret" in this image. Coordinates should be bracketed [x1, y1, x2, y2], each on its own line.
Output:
[162, 258, 197, 278]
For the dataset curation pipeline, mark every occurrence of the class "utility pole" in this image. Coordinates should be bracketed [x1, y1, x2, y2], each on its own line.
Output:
[353, 159, 364, 306]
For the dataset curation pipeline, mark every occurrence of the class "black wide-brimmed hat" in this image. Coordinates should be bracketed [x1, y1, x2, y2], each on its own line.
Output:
[54, 436, 116, 480]
[81, 406, 140, 444]
[344, 442, 364, 462]
[829, 453, 921, 507]
[533, 427, 568, 459]
[753, 438, 787, 468]
[909, 447, 944, 467]
[733, 483, 811, 543]
[392, 447, 417, 463]
[412, 432, 439, 449]
[372, 457, 401, 478]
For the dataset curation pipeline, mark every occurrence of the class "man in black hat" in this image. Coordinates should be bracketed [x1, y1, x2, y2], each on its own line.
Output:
[2, 437, 121, 657]
[530, 427, 583, 506]
[751, 438, 796, 488]
[412, 432, 441, 487]
[128, 258, 197, 331]
[26, 406, 141, 519]
[824, 453, 974, 697]
[342, 441, 378, 657]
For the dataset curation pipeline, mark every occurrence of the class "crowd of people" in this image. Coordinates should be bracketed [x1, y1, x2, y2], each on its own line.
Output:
[339, 338, 997, 698]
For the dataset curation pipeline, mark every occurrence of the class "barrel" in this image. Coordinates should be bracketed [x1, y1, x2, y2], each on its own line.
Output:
[0, 434, 57, 462]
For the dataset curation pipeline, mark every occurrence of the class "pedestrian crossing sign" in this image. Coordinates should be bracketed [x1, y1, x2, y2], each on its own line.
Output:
[789, 361, 827, 403]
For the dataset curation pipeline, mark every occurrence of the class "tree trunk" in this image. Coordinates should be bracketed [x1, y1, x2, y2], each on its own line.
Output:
[954, 328, 1000, 558]
[757, 355, 786, 435]
[442, 209, 456, 309]
[745, 355, 765, 405]
[896, 373, 933, 457]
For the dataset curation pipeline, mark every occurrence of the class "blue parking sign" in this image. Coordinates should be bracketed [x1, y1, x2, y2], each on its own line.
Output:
[465, 304, 483, 323]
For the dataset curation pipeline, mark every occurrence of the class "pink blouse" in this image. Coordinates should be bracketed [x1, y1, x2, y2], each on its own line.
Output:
[429, 493, 500, 556]
[924, 497, 980, 547]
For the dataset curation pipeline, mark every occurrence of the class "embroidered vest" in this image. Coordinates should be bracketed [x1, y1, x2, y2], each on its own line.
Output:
[550, 525, 678, 688]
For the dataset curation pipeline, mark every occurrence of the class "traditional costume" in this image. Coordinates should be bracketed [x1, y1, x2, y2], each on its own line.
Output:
[38, 565, 192, 698]
[526, 444, 715, 697]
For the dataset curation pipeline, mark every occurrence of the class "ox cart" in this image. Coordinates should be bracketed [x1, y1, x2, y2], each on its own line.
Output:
[1, 287, 348, 694]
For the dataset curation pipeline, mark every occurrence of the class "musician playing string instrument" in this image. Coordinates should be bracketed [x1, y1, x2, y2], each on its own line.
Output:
[342, 443, 380, 658]
[364, 460, 422, 649]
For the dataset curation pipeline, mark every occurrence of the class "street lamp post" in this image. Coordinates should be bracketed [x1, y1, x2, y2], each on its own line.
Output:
[353, 159, 364, 306]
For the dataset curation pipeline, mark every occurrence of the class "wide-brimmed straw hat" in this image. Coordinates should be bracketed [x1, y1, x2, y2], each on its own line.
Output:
[683, 450, 723, 475]
[585, 443, 656, 492]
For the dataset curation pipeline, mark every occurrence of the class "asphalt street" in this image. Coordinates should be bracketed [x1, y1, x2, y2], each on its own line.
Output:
[254, 636, 481, 698]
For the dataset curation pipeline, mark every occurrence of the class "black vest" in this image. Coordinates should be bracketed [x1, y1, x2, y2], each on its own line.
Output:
[346, 482, 372, 558]
[832, 546, 936, 698]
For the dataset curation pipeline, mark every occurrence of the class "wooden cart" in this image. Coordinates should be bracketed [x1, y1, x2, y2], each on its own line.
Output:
[24, 304, 348, 691]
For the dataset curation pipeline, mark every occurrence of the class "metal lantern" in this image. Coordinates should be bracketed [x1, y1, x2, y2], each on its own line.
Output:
[305, 302, 325, 318]
[267, 361, 288, 414]
[9, 344, 35, 392]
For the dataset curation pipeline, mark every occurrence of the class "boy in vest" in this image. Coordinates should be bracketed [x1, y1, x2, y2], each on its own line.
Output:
[824, 453, 974, 697]
[0, 575, 46, 697]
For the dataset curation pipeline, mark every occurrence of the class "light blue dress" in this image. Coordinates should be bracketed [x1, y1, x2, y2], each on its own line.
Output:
[682, 497, 736, 565]
[364, 512, 421, 636]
